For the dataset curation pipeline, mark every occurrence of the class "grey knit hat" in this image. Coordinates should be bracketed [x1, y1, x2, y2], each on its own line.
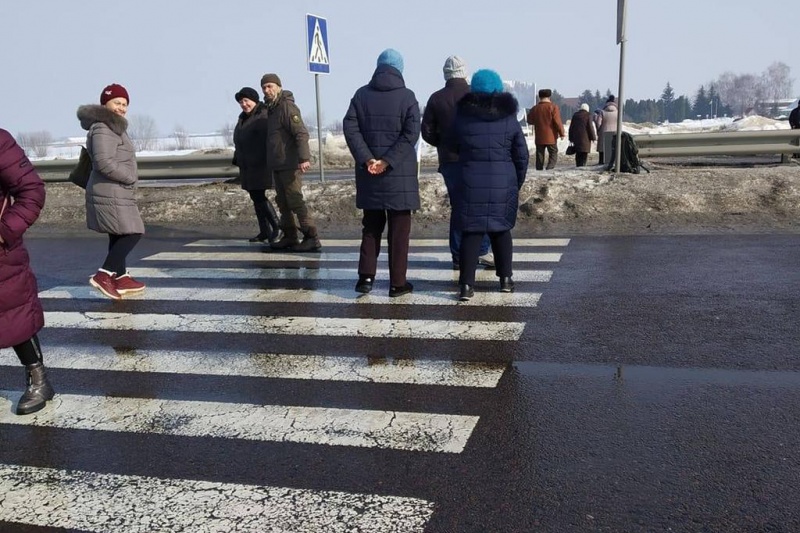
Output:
[443, 55, 467, 80]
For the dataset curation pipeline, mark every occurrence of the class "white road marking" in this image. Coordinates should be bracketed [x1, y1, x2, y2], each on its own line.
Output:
[40, 286, 541, 307]
[185, 238, 571, 248]
[142, 251, 563, 263]
[0, 391, 478, 453]
[0, 347, 506, 387]
[125, 266, 554, 283]
[44, 312, 526, 341]
[0, 464, 434, 533]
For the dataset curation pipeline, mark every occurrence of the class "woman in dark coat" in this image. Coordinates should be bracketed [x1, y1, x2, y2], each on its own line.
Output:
[232, 87, 280, 243]
[452, 69, 529, 301]
[0, 128, 55, 415]
[77, 83, 146, 300]
[569, 103, 597, 167]
[343, 48, 421, 298]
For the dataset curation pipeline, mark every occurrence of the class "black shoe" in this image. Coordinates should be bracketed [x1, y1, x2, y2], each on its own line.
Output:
[459, 284, 474, 301]
[270, 234, 299, 250]
[452, 261, 460, 271]
[499, 277, 515, 293]
[248, 233, 270, 243]
[292, 236, 322, 252]
[355, 276, 374, 294]
[389, 282, 413, 298]
[16, 362, 55, 415]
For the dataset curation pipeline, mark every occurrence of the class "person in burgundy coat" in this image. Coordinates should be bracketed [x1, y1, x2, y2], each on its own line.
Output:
[0, 128, 55, 415]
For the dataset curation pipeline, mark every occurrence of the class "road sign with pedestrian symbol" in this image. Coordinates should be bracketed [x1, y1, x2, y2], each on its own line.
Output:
[306, 14, 330, 74]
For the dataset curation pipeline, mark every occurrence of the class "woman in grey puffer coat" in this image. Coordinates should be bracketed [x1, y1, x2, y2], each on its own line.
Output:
[77, 83, 145, 300]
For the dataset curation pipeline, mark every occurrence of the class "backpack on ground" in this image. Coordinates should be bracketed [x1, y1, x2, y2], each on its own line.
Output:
[605, 132, 649, 174]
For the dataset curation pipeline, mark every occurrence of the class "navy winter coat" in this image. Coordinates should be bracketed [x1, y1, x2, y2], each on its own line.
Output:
[0, 129, 45, 348]
[343, 65, 421, 211]
[452, 92, 529, 233]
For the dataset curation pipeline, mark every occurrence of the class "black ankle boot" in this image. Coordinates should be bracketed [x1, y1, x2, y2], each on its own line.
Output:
[16, 362, 55, 415]
[499, 277, 515, 293]
[459, 284, 474, 301]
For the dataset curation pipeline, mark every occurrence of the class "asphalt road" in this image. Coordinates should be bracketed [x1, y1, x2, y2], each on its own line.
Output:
[1, 229, 799, 532]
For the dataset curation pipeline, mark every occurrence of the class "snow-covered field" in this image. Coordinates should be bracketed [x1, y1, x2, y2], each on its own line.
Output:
[29, 115, 792, 162]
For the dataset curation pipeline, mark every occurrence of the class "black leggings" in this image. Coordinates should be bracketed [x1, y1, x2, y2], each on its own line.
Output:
[248, 189, 267, 203]
[13, 335, 42, 366]
[102, 234, 142, 276]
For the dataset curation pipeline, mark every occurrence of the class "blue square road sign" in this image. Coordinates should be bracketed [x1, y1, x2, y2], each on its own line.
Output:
[306, 14, 330, 74]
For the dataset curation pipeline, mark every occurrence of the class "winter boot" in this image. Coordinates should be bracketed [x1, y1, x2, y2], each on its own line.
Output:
[249, 202, 278, 243]
[16, 362, 55, 415]
[292, 226, 322, 253]
[270, 229, 300, 250]
[263, 200, 281, 243]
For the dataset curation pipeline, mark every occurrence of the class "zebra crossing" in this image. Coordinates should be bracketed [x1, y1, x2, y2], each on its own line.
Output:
[0, 237, 569, 532]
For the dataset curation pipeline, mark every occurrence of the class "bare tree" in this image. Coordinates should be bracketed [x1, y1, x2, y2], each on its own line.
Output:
[761, 62, 794, 104]
[714, 72, 763, 116]
[16, 130, 53, 158]
[127, 114, 159, 152]
[219, 123, 234, 147]
[327, 120, 344, 134]
[172, 125, 191, 150]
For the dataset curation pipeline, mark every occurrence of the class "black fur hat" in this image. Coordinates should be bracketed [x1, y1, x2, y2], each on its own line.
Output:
[235, 87, 260, 103]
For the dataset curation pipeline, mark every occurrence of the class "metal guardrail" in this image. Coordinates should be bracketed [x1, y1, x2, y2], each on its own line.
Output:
[33, 153, 239, 182]
[630, 130, 800, 161]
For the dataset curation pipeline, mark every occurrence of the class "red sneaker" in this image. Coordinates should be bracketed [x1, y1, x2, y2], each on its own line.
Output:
[115, 273, 146, 295]
[89, 271, 122, 300]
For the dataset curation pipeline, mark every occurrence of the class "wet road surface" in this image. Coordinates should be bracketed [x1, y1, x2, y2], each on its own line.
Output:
[1, 230, 799, 532]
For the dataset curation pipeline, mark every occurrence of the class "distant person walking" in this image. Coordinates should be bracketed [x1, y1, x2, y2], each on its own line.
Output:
[260, 73, 321, 252]
[790, 100, 800, 158]
[452, 69, 528, 301]
[343, 48, 420, 298]
[0, 128, 55, 415]
[421, 55, 493, 270]
[78, 83, 146, 300]
[595, 95, 618, 165]
[232, 87, 280, 243]
[526, 89, 565, 170]
[569, 103, 597, 167]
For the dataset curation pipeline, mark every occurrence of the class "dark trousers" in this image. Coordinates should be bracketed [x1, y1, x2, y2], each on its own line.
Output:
[535, 144, 558, 170]
[101, 234, 141, 275]
[272, 168, 316, 237]
[459, 230, 513, 286]
[576, 152, 589, 167]
[359, 209, 411, 287]
[13, 334, 42, 366]
[598, 151, 605, 165]
[440, 163, 489, 260]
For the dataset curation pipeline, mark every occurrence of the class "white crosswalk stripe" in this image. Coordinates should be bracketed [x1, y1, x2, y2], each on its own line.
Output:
[0, 236, 569, 530]
[0, 464, 434, 533]
[41, 285, 542, 307]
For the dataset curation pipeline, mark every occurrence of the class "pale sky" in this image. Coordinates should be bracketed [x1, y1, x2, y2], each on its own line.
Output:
[2, 0, 797, 138]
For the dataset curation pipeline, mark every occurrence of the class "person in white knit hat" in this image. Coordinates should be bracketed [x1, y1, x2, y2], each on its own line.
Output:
[421, 55, 494, 270]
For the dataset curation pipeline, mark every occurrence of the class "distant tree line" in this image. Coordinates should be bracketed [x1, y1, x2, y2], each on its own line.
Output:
[544, 61, 795, 124]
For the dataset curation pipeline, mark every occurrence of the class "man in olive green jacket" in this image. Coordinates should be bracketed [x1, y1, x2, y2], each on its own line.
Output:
[261, 73, 321, 252]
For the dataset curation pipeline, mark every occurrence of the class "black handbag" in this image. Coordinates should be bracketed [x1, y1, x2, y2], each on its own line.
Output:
[565, 143, 576, 156]
[68, 146, 92, 189]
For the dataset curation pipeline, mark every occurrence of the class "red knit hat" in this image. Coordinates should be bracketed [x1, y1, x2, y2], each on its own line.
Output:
[100, 83, 129, 105]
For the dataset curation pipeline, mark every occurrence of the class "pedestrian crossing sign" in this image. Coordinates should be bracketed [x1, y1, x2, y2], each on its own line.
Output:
[306, 14, 330, 74]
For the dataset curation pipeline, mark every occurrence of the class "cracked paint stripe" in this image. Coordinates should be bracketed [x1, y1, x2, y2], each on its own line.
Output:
[0, 348, 506, 387]
[0, 464, 434, 532]
[0, 391, 479, 453]
[43, 312, 526, 341]
[141, 251, 563, 263]
[184, 238, 571, 248]
[40, 286, 542, 308]
[117, 266, 554, 283]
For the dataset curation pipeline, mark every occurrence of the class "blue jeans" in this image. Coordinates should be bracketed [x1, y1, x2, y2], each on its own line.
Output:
[440, 163, 490, 262]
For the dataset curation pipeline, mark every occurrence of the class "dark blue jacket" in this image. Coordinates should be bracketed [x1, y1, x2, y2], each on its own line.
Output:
[452, 92, 528, 233]
[343, 65, 421, 211]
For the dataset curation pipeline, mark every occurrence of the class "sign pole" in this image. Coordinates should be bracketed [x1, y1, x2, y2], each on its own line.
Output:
[315, 73, 324, 182]
[614, 0, 627, 173]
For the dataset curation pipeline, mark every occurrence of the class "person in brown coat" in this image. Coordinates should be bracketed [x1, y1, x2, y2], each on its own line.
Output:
[568, 103, 597, 167]
[526, 88, 565, 170]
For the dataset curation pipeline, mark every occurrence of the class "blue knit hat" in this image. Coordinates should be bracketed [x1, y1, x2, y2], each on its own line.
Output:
[470, 69, 503, 94]
[377, 48, 404, 74]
